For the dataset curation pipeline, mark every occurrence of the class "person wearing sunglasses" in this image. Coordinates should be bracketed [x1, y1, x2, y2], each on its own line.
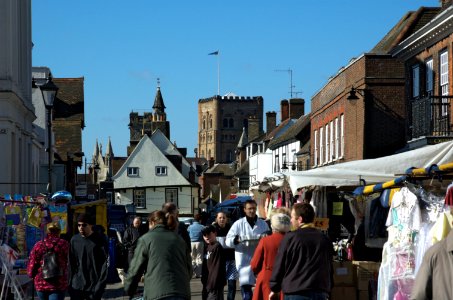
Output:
[69, 213, 108, 300]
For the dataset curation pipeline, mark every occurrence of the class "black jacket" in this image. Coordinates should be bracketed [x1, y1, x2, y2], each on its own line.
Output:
[269, 227, 333, 295]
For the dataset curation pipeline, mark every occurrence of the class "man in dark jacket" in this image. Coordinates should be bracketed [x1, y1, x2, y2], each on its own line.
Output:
[69, 213, 108, 300]
[269, 203, 332, 300]
[122, 216, 141, 272]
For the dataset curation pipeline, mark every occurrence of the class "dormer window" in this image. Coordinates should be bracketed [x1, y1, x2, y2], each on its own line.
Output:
[156, 166, 167, 176]
[127, 167, 139, 177]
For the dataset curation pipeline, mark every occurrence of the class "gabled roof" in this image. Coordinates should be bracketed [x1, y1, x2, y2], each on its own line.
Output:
[150, 129, 192, 177]
[264, 118, 295, 142]
[371, 6, 441, 54]
[112, 135, 191, 188]
[268, 113, 311, 150]
[52, 78, 84, 164]
[237, 127, 248, 148]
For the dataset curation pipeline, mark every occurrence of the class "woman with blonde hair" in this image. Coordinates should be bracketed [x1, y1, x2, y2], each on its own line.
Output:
[251, 212, 291, 300]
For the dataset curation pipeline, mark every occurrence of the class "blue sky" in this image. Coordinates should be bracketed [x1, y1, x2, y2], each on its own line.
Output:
[32, 0, 439, 160]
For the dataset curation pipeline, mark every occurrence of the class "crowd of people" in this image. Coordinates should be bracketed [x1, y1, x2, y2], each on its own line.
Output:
[27, 200, 335, 300]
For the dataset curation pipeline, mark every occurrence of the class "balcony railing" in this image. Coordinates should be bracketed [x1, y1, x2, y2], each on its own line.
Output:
[411, 95, 453, 139]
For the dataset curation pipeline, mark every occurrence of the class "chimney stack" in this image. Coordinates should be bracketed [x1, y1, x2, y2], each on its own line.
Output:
[266, 111, 277, 133]
[289, 98, 305, 119]
[281, 100, 289, 122]
[208, 157, 215, 168]
[248, 116, 260, 142]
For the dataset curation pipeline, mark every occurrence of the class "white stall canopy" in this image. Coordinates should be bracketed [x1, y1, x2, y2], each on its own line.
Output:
[284, 141, 453, 194]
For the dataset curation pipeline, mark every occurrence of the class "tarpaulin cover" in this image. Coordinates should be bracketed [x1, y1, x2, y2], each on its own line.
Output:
[285, 141, 453, 194]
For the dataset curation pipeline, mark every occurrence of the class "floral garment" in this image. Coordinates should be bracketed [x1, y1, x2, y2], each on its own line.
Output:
[27, 233, 69, 291]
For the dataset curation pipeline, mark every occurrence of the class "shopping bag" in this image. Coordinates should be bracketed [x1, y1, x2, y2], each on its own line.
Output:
[27, 206, 43, 228]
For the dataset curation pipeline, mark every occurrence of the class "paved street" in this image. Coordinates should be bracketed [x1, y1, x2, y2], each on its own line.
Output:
[59, 278, 241, 300]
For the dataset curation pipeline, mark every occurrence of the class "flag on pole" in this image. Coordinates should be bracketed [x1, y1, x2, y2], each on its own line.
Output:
[208, 51, 219, 55]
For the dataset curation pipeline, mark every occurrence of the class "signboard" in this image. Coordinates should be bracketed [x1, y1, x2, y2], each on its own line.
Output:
[314, 217, 329, 231]
[75, 184, 87, 197]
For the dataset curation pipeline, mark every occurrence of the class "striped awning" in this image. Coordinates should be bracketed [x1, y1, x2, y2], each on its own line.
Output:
[353, 162, 453, 195]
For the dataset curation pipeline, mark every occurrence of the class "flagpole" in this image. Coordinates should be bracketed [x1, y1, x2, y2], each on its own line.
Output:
[217, 52, 220, 96]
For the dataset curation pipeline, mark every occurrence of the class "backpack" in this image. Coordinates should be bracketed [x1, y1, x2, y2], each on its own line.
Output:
[41, 243, 62, 280]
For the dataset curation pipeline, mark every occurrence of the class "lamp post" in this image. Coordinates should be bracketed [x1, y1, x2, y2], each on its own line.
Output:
[40, 76, 59, 194]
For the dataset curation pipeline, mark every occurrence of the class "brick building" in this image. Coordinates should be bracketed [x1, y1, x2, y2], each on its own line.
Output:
[310, 3, 447, 167]
[197, 94, 263, 163]
[311, 54, 406, 166]
[390, 3, 453, 149]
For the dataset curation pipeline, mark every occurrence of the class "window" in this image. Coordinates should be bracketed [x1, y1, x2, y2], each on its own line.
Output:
[412, 64, 420, 98]
[440, 50, 449, 116]
[156, 166, 167, 176]
[325, 124, 329, 164]
[426, 58, 433, 93]
[274, 154, 279, 173]
[330, 121, 334, 162]
[340, 114, 345, 158]
[209, 116, 213, 128]
[314, 130, 318, 167]
[133, 189, 146, 208]
[165, 188, 178, 204]
[127, 167, 139, 177]
[202, 117, 206, 130]
[229, 118, 234, 128]
[319, 127, 324, 165]
[335, 118, 339, 160]
[223, 118, 228, 128]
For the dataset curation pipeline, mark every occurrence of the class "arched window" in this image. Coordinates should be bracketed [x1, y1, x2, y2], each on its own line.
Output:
[209, 116, 213, 128]
[223, 118, 228, 128]
[229, 118, 234, 128]
[202, 117, 206, 130]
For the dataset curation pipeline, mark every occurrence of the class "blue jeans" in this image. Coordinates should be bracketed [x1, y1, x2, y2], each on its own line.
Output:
[284, 292, 328, 300]
[240, 285, 253, 300]
[37, 291, 65, 300]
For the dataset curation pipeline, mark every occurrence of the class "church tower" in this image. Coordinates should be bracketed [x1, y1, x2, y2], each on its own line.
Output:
[128, 79, 170, 155]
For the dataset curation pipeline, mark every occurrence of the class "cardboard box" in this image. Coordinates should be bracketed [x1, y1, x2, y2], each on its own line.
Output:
[358, 290, 369, 300]
[333, 261, 355, 286]
[330, 286, 357, 300]
[353, 261, 380, 291]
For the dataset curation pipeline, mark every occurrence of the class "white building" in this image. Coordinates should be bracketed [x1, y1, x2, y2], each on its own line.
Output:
[0, 1, 42, 196]
[112, 130, 199, 216]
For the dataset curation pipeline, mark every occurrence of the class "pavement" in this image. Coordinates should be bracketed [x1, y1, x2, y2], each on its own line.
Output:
[59, 277, 241, 300]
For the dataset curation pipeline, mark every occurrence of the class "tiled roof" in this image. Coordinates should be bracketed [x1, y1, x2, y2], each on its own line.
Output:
[268, 113, 311, 150]
[371, 7, 441, 54]
[52, 78, 84, 164]
[112, 157, 127, 176]
[205, 163, 236, 176]
[264, 118, 294, 142]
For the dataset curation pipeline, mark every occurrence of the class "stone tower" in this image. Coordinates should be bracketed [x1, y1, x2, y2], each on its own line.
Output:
[197, 93, 263, 163]
[128, 80, 170, 155]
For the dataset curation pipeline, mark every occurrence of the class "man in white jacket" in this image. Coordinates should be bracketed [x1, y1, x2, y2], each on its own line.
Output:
[226, 199, 269, 300]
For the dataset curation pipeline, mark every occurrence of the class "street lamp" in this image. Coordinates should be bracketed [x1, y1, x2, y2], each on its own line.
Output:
[40, 75, 59, 194]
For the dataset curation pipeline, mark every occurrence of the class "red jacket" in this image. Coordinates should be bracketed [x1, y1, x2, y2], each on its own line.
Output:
[251, 232, 285, 300]
[27, 233, 69, 291]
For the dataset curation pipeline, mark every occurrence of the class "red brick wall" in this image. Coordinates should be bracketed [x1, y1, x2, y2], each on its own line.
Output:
[311, 54, 406, 166]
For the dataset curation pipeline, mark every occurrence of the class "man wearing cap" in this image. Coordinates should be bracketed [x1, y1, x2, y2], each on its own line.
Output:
[69, 213, 108, 300]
